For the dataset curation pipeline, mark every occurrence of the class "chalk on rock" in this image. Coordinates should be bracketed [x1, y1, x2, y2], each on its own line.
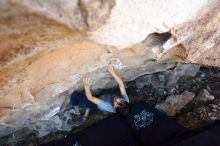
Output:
[196, 89, 215, 102]
[40, 106, 60, 121]
[204, 89, 215, 101]
[108, 58, 124, 69]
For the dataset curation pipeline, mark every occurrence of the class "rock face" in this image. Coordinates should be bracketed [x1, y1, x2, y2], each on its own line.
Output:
[0, 0, 220, 143]
[89, 0, 209, 48]
[10, 0, 86, 30]
[9, 0, 116, 30]
[155, 91, 195, 116]
[171, 1, 220, 67]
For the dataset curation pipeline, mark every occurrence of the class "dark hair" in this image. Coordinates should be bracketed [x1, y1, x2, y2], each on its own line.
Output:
[116, 100, 130, 117]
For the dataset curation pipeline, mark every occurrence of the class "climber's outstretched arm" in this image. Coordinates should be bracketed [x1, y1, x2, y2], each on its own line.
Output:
[107, 65, 127, 96]
[83, 75, 101, 105]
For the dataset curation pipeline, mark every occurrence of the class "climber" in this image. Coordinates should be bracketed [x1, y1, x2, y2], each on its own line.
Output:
[71, 65, 130, 121]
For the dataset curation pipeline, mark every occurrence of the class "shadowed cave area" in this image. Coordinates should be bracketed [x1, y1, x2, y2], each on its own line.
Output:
[1, 65, 220, 146]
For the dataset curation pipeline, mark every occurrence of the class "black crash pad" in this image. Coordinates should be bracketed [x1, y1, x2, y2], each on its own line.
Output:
[42, 101, 186, 146]
[42, 115, 139, 146]
[126, 101, 186, 146]
[172, 121, 220, 146]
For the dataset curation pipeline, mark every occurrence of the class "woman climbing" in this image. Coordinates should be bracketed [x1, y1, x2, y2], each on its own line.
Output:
[71, 65, 130, 121]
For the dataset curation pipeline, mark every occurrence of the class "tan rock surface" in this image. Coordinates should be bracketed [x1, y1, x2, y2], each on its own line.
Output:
[170, 1, 220, 67]
[10, 0, 86, 30]
[9, 0, 115, 30]
[0, 3, 175, 125]
[0, 0, 220, 139]
[80, 0, 115, 30]
[89, 0, 209, 48]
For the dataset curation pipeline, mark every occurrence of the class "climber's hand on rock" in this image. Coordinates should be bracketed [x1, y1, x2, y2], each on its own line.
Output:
[107, 65, 115, 74]
[83, 75, 92, 87]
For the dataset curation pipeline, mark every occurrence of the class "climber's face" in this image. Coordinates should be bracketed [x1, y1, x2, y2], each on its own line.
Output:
[113, 96, 124, 108]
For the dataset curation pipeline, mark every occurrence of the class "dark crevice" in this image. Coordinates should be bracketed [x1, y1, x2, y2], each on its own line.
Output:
[143, 32, 172, 48]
